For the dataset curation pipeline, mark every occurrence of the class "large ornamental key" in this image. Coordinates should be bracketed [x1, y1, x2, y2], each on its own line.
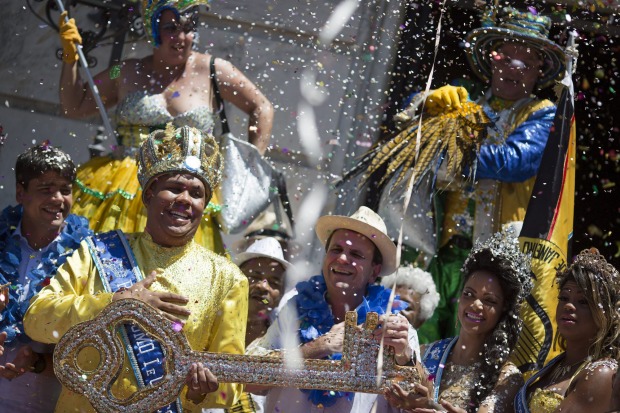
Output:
[54, 298, 420, 413]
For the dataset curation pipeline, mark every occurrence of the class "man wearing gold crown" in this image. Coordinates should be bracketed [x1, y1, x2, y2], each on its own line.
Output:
[24, 125, 248, 412]
[398, 6, 568, 342]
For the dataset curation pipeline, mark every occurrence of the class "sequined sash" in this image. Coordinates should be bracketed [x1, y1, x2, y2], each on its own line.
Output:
[514, 354, 563, 413]
[422, 337, 458, 402]
[86, 230, 183, 413]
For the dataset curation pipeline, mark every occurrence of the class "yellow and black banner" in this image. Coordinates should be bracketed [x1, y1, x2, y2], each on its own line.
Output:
[511, 85, 576, 372]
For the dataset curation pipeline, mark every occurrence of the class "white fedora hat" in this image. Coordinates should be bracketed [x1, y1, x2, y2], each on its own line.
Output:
[234, 237, 292, 269]
[315, 206, 397, 276]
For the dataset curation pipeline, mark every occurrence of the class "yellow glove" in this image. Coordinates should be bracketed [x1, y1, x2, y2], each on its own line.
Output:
[425, 85, 469, 115]
[58, 11, 82, 64]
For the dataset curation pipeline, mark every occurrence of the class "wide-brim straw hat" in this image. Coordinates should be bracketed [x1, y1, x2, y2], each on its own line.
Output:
[234, 237, 292, 270]
[315, 206, 397, 276]
[465, 7, 566, 89]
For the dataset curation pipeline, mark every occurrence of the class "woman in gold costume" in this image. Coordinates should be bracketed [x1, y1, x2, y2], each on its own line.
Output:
[513, 248, 620, 413]
[57, 0, 273, 253]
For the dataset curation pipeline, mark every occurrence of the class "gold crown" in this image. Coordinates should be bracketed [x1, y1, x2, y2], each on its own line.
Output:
[137, 124, 221, 197]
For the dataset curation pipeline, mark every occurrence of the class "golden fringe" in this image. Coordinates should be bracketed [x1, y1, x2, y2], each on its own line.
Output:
[360, 101, 489, 189]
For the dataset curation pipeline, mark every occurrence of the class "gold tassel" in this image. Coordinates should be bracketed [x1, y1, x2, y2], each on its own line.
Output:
[354, 101, 489, 189]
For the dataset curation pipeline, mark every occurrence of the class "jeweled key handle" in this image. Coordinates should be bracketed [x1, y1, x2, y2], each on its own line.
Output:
[54, 298, 420, 413]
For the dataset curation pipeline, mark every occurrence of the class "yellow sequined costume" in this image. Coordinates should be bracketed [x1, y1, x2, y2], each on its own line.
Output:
[528, 387, 563, 413]
[72, 92, 225, 253]
[24, 231, 248, 413]
[525, 356, 590, 413]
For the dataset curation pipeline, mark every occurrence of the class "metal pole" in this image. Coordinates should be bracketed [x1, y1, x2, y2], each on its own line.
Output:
[56, 0, 116, 140]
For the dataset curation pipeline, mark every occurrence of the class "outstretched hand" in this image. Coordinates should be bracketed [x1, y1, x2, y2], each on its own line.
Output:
[58, 11, 82, 64]
[0, 344, 37, 380]
[439, 399, 467, 413]
[301, 321, 347, 360]
[385, 381, 438, 411]
[425, 85, 469, 115]
[112, 271, 190, 323]
[320, 321, 346, 355]
[184, 362, 219, 404]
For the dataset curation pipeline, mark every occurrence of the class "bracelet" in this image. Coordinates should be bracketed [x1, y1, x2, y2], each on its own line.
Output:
[32, 352, 46, 374]
[396, 348, 417, 366]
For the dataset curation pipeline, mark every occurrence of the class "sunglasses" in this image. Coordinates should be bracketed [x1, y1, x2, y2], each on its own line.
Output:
[160, 19, 198, 35]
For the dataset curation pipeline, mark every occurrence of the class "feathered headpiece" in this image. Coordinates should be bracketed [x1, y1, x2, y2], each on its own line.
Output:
[141, 0, 211, 46]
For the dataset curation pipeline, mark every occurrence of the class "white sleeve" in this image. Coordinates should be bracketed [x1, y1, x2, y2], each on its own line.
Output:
[408, 324, 421, 363]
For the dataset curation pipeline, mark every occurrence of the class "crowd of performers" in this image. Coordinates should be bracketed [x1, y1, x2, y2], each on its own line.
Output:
[1, 1, 619, 413]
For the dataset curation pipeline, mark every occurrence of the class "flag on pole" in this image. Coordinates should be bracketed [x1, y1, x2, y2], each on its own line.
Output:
[511, 79, 577, 372]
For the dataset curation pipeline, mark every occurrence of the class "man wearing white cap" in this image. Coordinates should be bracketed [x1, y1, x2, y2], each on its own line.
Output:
[205, 238, 292, 413]
[235, 237, 291, 349]
[252, 206, 420, 413]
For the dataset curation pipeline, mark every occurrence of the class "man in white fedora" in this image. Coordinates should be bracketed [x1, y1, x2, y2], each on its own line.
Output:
[252, 206, 420, 413]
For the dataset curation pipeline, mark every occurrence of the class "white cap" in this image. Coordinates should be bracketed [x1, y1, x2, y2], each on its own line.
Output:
[234, 237, 292, 269]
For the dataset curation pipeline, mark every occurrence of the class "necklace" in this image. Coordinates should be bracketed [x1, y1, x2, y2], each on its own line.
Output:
[488, 96, 517, 112]
[548, 356, 590, 384]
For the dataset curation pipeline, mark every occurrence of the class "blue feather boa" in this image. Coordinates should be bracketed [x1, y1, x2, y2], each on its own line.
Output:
[295, 274, 407, 407]
[0, 205, 92, 343]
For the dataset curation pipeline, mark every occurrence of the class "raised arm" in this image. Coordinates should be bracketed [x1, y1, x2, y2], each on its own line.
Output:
[58, 12, 119, 118]
[213, 58, 273, 154]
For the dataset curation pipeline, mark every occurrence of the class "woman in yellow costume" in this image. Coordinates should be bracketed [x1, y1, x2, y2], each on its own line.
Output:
[384, 228, 532, 413]
[57, 0, 273, 253]
[514, 248, 620, 413]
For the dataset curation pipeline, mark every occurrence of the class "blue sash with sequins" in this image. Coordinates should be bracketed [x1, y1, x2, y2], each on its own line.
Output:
[422, 337, 458, 402]
[86, 230, 183, 413]
[514, 354, 564, 413]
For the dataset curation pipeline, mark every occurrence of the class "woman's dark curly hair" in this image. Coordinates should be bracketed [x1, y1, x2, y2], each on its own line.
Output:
[555, 248, 620, 360]
[459, 229, 533, 412]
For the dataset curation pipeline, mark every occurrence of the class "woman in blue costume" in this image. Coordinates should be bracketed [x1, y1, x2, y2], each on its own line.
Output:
[513, 248, 620, 413]
[57, 0, 273, 253]
[384, 228, 532, 413]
